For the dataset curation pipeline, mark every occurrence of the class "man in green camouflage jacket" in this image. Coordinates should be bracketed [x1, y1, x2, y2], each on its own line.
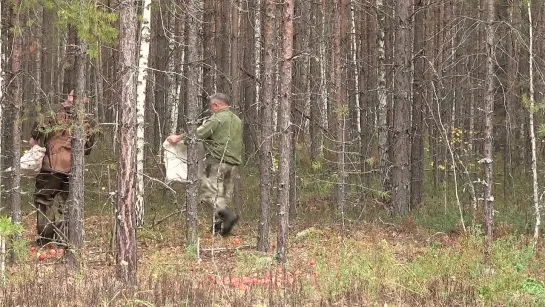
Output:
[167, 93, 242, 236]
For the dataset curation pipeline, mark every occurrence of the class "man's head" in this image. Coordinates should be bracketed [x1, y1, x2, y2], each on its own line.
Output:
[208, 93, 230, 113]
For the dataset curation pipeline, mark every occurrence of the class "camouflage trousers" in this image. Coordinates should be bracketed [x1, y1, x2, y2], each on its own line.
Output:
[34, 171, 70, 245]
[199, 157, 237, 220]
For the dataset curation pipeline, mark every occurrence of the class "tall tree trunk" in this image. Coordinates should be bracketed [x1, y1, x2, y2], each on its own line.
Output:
[135, 0, 152, 228]
[67, 36, 87, 270]
[332, 0, 348, 218]
[168, 9, 179, 134]
[94, 51, 104, 122]
[8, 0, 22, 262]
[276, 0, 294, 263]
[151, 2, 168, 157]
[350, 0, 360, 138]
[116, 0, 138, 285]
[319, 0, 328, 135]
[185, 0, 204, 245]
[376, 0, 390, 204]
[63, 25, 78, 95]
[0, 0, 3, 211]
[527, 2, 540, 244]
[257, 0, 274, 253]
[411, 0, 425, 209]
[483, 0, 495, 266]
[309, 1, 322, 161]
[41, 5, 58, 106]
[254, 0, 262, 113]
[392, 0, 412, 216]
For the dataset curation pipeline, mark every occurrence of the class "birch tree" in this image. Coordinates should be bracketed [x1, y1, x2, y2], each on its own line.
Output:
[254, 0, 261, 110]
[135, 0, 152, 228]
[276, 0, 294, 263]
[167, 11, 179, 135]
[319, 0, 328, 135]
[483, 0, 495, 266]
[116, 0, 138, 285]
[376, 0, 390, 203]
[349, 0, 360, 135]
[526, 1, 540, 244]
[257, 0, 274, 252]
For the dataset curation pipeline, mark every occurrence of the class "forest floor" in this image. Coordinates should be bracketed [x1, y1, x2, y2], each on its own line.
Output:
[1, 203, 544, 306]
[0, 145, 543, 306]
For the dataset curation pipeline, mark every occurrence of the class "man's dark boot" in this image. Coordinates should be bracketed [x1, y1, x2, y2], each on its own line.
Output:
[210, 220, 222, 235]
[218, 209, 239, 237]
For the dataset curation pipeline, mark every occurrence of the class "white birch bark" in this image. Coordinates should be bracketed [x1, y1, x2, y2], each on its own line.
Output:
[483, 0, 495, 265]
[350, 0, 360, 134]
[376, 0, 389, 194]
[168, 41, 178, 134]
[135, 0, 152, 227]
[319, 0, 328, 132]
[255, 0, 262, 111]
[527, 2, 540, 244]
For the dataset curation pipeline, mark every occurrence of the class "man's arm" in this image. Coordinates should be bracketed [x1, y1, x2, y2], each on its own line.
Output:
[196, 117, 219, 140]
[167, 117, 220, 144]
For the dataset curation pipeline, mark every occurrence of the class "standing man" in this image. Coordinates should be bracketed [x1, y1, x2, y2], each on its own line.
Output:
[167, 93, 242, 236]
[29, 91, 96, 246]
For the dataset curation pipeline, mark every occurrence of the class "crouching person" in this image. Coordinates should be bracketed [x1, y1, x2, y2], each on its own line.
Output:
[167, 93, 242, 236]
[29, 91, 96, 246]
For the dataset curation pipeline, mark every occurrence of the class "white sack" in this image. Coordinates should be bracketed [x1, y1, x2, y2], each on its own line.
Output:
[163, 139, 205, 183]
[5, 144, 46, 178]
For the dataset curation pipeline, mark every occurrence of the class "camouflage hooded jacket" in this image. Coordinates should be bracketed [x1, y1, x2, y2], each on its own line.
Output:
[31, 106, 96, 174]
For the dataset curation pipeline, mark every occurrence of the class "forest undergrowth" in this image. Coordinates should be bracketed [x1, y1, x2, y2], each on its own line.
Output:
[0, 144, 543, 306]
[0, 180, 543, 306]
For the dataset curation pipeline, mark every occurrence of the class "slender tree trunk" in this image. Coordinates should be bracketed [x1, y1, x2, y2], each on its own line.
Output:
[94, 52, 103, 122]
[135, 0, 152, 228]
[168, 11, 179, 135]
[503, 0, 516, 201]
[0, 0, 3, 211]
[350, 0, 360, 137]
[411, 0, 425, 209]
[376, 0, 390, 204]
[276, 0, 294, 263]
[309, 1, 322, 161]
[392, 0, 412, 216]
[152, 2, 168, 157]
[67, 36, 87, 270]
[41, 6, 58, 106]
[9, 0, 22, 262]
[332, 0, 348, 218]
[63, 25, 78, 95]
[483, 0, 495, 266]
[116, 0, 138, 285]
[257, 0, 274, 253]
[33, 8, 42, 112]
[319, 0, 328, 134]
[254, 0, 261, 112]
[527, 2, 540, 244]
[185, 0, 204, 245]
